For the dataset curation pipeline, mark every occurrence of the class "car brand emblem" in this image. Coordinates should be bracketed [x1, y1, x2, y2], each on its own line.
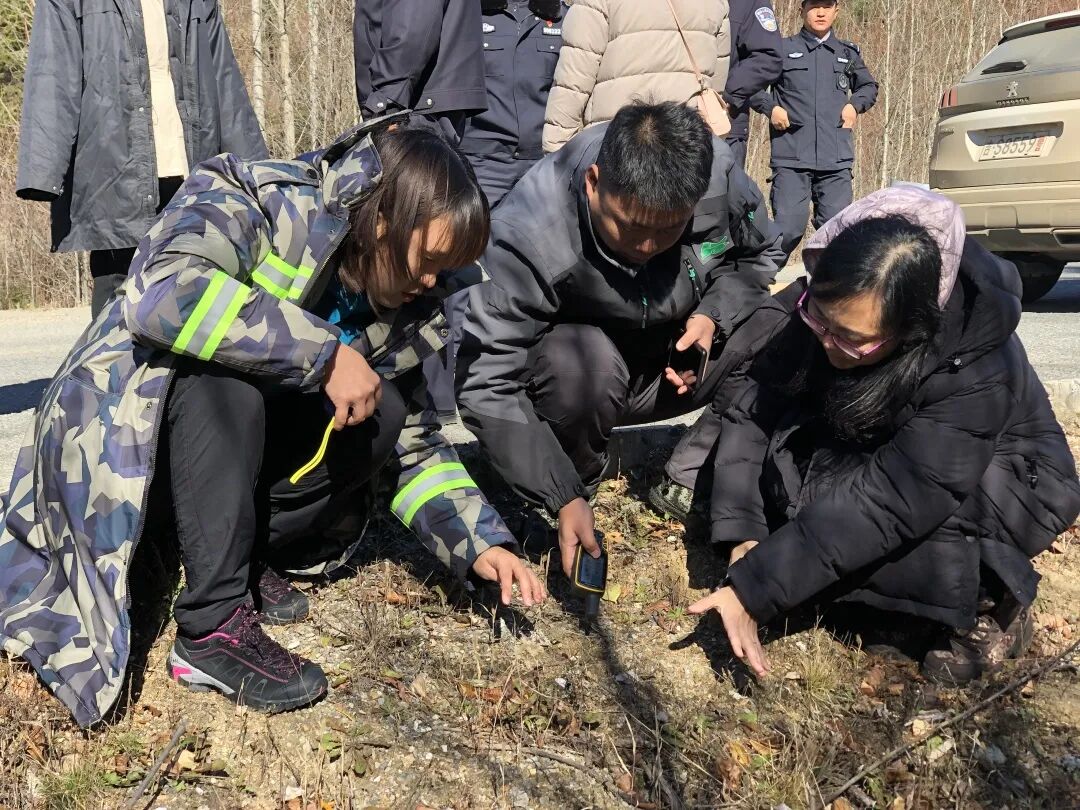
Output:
[1005, 81, 1020, 99]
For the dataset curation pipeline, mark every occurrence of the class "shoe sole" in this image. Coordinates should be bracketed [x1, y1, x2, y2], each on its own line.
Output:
[167, 649, 326, 713]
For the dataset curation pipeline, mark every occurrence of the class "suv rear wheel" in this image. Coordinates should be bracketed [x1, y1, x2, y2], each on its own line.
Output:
[998, 253, 1066, 303]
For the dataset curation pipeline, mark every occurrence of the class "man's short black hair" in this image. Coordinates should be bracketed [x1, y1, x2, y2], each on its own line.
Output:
[594, 102, 713, 212]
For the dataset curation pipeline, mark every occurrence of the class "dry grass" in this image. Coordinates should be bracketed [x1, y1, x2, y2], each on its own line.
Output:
[1, 443, 1078, 809]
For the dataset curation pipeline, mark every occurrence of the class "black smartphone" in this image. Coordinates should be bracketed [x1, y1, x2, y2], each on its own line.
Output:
[667, 332, 709, 389]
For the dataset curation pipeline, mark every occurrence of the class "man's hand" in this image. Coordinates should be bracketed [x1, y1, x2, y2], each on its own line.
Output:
[664, 314, 715, 395]
[557, 497, 601, 578]
[472, 546, 547, 607]
[840, 103, 858, 129]
[689, 586, 771, 678]
[323, 342, 382, 430]
[770, 106, 791, 130]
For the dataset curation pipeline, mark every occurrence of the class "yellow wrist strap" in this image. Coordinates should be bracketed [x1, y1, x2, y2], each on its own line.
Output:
[289, 418, 336, 485]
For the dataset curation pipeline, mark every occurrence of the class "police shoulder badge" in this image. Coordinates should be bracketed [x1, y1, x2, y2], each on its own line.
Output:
[754, 7, 778, 32]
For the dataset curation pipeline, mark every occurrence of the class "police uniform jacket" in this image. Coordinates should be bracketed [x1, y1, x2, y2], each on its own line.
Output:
[354, 0, 487, 118]
[750, 29, 877, 171]
[462, 2, 565, 165]
[723, 0, 782, 142]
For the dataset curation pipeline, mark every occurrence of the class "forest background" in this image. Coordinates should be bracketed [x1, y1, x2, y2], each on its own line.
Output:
[0, 0, 1077, 307]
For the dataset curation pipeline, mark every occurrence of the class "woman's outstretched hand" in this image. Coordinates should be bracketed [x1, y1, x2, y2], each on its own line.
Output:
[689, 585, 771, 678]
[323, 342, 382, 430]
[471, 546, 547, 607]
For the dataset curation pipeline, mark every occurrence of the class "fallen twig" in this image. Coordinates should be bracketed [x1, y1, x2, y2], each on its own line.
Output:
[818, 638, 1080, 809]
[480, 742, 637, 808]
[123, 718, 187, 810]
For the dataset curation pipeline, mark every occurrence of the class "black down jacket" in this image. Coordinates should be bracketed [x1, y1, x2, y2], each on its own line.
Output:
[713, 241, 1080, 630]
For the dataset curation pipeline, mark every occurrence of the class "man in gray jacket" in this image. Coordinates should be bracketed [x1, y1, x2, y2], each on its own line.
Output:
[456, 102, 784, 576]
[16, 0, 266, 316]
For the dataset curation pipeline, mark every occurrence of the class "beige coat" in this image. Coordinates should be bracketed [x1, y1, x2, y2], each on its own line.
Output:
[543, 0, 730, 153]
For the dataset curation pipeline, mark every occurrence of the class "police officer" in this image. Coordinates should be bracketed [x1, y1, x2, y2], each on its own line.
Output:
[722, 0, 782, 169]
[354, 0, 487, 141]
[751, 0, 877, 261]
[461, 1, 566, 208]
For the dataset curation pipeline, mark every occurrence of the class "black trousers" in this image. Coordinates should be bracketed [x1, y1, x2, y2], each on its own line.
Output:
[525, 323, 732, 492]
[164, 362, 407, 637]
[770, 167, 853, 261]
[89, 176, 184, 318]
[725, 136, 748, 170]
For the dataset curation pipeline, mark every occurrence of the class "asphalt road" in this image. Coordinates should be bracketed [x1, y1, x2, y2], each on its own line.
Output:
[0, 264, 1077, 481]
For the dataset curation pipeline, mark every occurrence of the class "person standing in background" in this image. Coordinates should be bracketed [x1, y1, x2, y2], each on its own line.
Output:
[542, 0, 731, 154]
[354, 0, 488, 142]
[461, 0, 567, 209]
[722, 0, 782, 169]
[16, 0, 267, 318]
[750, 0, 877, 262]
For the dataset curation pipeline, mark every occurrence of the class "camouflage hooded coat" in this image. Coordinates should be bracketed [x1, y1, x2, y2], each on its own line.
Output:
[0, 115, 515, 728]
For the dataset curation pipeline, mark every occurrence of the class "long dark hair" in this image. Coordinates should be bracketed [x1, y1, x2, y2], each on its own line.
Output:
[769, 215, 944, 443]
[338, 126, 489, 299]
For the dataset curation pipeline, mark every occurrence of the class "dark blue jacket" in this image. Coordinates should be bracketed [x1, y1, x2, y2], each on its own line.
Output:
[723, 0, 782, 141]
[751, 29, 877, 170]
[354, 0, 487, 120]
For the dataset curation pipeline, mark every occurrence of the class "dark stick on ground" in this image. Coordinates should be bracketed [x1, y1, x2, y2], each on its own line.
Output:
[818, 637, 1080, 809]
[123, 718, 188, 810]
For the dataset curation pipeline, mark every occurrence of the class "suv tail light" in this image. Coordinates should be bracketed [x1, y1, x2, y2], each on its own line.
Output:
[940, 86, 959, 109]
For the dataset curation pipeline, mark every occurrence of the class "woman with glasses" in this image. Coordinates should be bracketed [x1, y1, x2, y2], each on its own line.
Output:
[691, 186, 1080, 684]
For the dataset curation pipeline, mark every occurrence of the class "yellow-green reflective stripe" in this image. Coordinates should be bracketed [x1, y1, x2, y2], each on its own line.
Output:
[401, 478, 475, 525]
[252, 269, 290, 299]
[287, 264, 316, 300]
[390, 462, 467, 512]
[197, 282, 248, 360]
[262, 252, 300, 279]
[172, 271, 227, 354]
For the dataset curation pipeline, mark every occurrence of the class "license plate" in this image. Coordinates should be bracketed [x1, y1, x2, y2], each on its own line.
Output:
[978, 132, 1054, 161]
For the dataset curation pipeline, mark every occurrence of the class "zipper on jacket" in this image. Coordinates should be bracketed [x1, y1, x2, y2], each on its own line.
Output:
[640, 294, 649, 329]
[685, 259, 703, 305]
[1027, 458, 1039, 490]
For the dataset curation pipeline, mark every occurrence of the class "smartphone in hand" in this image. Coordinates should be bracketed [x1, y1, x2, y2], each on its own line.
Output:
[667, 331, 710, 390]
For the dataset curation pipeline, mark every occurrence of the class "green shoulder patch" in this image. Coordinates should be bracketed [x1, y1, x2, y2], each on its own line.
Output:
[699, 236, 731, 261]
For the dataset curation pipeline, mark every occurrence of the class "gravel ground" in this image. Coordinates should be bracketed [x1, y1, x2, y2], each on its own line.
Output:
[1, 263, 1077, 481]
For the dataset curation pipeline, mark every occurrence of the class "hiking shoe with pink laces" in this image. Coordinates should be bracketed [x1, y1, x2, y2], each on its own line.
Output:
[168, 603, 327, 712]
[255, 566, 310, 626]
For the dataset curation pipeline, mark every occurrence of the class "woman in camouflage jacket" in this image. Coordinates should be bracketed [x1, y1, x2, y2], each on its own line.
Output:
[0, 114, 545, 725]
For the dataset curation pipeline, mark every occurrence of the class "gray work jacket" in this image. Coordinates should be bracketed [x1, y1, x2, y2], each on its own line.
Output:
[16, 0, 267, 253]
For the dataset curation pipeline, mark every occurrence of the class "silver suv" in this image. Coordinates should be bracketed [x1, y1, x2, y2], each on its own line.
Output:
[929, 11, 1080, 302]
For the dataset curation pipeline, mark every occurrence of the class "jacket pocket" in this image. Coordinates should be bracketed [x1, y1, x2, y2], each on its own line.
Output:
[481, 35, 512, 78]
[534, 38, 561, 76]
[77, 0, 119, 16]
[837, 127, 854, 163]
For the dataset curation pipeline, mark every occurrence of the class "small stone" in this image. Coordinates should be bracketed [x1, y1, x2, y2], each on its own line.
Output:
[978, 744, 1007, 768]
[554, 677, 569, 689]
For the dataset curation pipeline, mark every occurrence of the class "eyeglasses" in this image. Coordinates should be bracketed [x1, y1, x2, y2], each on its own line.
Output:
[797, 289, 892, 360]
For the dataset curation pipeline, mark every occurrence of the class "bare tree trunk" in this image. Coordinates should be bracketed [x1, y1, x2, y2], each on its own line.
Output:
[276, 0, 298, 156]
[879, 1, 893, 188]
[307, 0, 320, 147]
[275, 0, 296, 154]
[251, 0, 265, 126]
